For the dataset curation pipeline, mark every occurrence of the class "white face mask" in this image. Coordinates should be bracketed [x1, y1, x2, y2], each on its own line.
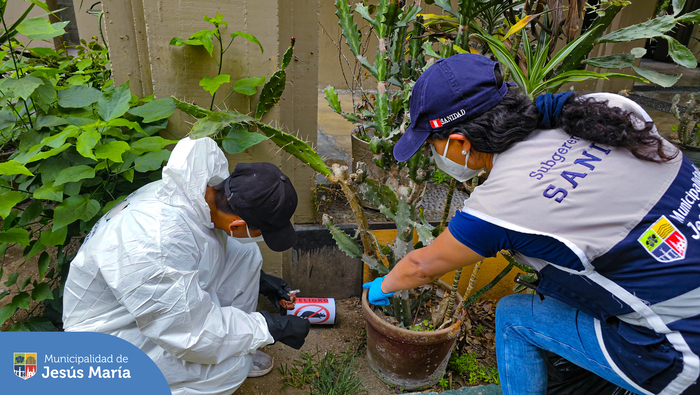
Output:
[430, 138, 483, 182]
[210, 221, 264, 244]
[231, 223, 264, 244]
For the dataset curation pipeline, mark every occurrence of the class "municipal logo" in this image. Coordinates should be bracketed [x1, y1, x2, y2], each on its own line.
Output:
[638, 215, 687, 262]
[13, 352, 37, 380]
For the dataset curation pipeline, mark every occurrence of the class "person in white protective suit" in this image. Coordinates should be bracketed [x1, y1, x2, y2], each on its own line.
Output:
[62, 136, 311, 395]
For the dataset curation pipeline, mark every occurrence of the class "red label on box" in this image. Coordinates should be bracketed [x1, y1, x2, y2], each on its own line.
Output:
[296, 298, 328, 303]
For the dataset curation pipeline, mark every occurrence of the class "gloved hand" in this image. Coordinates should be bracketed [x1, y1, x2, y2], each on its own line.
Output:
[260, 311, 310, 350]
[259, 271, 294, 313]
[362, 276, 395, 306]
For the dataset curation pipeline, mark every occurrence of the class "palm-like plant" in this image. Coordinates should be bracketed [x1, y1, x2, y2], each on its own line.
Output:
[475, 0, 700, 98]
[475, 26, 646, 99]
[420, 0, 526, 48]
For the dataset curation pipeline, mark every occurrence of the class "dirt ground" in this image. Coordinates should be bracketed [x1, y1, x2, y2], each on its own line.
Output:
[238, 297, 394, 395]
[239, 297, 499, 395]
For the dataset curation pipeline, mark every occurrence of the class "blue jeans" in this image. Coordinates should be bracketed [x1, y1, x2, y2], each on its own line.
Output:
[495, 293, 643, 395]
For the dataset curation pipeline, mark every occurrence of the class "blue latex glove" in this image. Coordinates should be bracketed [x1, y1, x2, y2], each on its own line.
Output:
[362, 276, 395, 306]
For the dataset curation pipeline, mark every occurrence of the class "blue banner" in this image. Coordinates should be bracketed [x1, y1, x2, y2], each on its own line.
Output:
[1, 332, 169, 394]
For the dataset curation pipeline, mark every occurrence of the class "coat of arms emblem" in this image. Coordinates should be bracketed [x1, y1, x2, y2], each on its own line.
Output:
[13, 352, 37, 380]
[638, 215, 687, 262]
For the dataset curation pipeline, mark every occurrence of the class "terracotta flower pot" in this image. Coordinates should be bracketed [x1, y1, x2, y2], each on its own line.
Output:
[362, 283, 462, 390]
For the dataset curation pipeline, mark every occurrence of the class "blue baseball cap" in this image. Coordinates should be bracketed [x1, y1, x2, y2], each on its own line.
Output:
[393, 53, 508, 162]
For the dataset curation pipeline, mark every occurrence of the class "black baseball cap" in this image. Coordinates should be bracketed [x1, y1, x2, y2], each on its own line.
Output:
[224, 163, 298, 252]
[393, 53, 508, 162]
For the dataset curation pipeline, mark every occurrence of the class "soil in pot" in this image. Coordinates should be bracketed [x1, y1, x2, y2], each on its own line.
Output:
[362, 281, 462, 390]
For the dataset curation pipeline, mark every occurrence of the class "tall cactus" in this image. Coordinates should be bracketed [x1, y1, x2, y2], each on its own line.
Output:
[327, 0, 446, 329]
[329, 0, 428, 186]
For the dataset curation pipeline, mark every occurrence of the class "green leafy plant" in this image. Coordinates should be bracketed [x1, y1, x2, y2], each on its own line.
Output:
[431, 168, 450, 184]
[585, 2, 699, 86]
[475, 324, 484, 336]
[409, 319, 436, 332]
[439, 376, 450, 389]
[479, 1, 700, 96]
[0, 0, 53, 49]
[170, 14, 297, 155]
[170, 13, 268, 111]
[0, 2, 181, 331]
[420, 0, 525, 51]
[476, 25, 646, 99]
[279, 347, 366, 395]
[448, 351, 500, 385]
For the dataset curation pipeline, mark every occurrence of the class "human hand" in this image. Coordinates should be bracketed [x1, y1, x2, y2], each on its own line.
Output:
[261, 311, 310, 350]
[362, 276, 395, 306]
[259, 271, 292, 313]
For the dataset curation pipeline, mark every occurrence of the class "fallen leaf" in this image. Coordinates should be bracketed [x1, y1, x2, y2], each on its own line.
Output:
[418, 284, 433, 292]
[462, 317, 472, 331]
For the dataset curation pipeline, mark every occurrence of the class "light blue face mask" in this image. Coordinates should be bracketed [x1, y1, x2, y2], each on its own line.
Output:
[430, 138, 483, 182]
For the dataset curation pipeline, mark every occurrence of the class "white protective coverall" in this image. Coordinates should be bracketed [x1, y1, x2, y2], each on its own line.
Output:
[62, 137, 275, 395]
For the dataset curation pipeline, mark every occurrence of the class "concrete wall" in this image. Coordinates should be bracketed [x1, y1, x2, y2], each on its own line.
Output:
[98, 0, 319, 276]
[289, 225, 364, 299]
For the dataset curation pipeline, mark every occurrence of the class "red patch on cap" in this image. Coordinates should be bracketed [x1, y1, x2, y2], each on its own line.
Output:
[430, 119, 443, 129]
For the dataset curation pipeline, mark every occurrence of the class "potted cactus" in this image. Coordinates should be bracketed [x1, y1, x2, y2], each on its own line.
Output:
[320, 1, 477, 389]
[324, 0, 429, 187]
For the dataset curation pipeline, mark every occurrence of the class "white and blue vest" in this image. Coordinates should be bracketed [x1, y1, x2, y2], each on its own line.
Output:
[449, 93, 700, 395]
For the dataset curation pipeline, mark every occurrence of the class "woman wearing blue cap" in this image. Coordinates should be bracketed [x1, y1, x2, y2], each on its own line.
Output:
[362, 53, 700, 395]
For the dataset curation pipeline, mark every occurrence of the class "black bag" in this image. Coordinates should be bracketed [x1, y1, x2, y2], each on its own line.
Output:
[546, 351, 635, 395]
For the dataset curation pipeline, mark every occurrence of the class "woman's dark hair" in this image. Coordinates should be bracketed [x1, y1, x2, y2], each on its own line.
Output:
[434, 88, 676, 163]
[556, 95, 676, 162]
[212, 181, 235, 215]
[433, 88, 539, 153]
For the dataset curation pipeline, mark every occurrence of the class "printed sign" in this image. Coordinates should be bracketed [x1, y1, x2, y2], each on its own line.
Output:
[288, 298, 336, 325]
[2, 332, 169, 394]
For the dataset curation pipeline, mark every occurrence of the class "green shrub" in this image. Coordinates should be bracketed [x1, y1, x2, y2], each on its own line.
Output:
[448, 352, 499, 385]
[0, 3, 178, 331]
